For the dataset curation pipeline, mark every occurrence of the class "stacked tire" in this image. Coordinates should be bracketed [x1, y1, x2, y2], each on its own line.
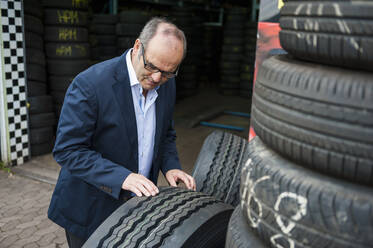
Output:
[239, 22, 257, 99]
[43, 0, 90, 118]
[24, 0, 56, 156]
[90, 14, 118, 63]
[172, 8, 199, 99]
[204, 25, 222, 88]
[232, 1, 373, 247]
[116, 9, 149, 55]
[219, 8, 248, 96]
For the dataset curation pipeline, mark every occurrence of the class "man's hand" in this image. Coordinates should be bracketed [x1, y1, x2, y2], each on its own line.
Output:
[122, 173, 159, 197]
[165, 169, 196, 191]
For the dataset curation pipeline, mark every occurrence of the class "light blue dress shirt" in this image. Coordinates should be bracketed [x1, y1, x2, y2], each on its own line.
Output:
[126, 49, 158, 179]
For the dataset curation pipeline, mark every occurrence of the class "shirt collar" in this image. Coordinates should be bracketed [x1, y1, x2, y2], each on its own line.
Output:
[126, 49, 160, 93]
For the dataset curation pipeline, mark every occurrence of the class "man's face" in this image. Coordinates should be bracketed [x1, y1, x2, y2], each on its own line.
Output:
[132, 30, 183, 92]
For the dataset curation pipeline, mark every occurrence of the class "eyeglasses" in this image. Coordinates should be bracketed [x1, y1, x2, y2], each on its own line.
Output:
[140, 42, 179, 79]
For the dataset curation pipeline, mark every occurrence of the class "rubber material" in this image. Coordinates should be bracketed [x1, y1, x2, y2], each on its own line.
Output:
[30, 127, 54, 145]
[45, 26, 88, 42]
[26, 48, 46, 66]
[92, 14, 118, 24]
[28, 95, 53, 114]
[49, 76, 73, 91]
[47, 59, 89, 76]
[252, 55, 373, 185]
[240, 137, 373, 248]
[44, 9, 88, 26]
[24, 14, 43, 35]
[225, 206, 267, 248]
[31, 141, 54, 156]
[83, 187, 233, 248]
[116, 23, 143, 36]
[45, 42, 90, 59]
[192, 131, 249, 207]
[25, 32, 44, 50]
[26, 64, 46, 83]
[42, 0, 89, 10]
[27, 81, 47, 97]
[280, 1, 373, 71]
[29, 112, 56, 128]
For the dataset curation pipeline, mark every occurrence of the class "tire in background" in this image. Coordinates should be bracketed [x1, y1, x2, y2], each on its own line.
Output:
[192, 131, 249, 206]
[83, 187, 233, 248]
[279, 0, 373, 71]
[240, 136, 373, 248]
[225, 206, 267, 248]
[252, 55, 373, 185]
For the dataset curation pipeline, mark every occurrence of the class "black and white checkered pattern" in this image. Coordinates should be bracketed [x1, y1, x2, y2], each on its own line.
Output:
[1, 0, 29, 165]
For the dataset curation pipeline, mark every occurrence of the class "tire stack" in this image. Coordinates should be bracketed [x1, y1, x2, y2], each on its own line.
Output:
[43, 0, 90, 118]
[239, 21, 257, 99]
[24, 0, 56, 156]
[116, 9, 149, 55]
[90, 14, 118, 63]
[228, 1, 373, 247]
[204, 25, 222, 87]
[219, 7, 248, 96]
[172, 8, 199, 99]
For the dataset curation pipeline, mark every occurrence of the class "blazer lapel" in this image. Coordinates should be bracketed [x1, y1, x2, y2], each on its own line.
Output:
[112, 51, 138, 162]
[154, 86, 164, 161]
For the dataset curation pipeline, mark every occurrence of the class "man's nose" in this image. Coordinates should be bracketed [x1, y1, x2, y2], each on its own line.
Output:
[151, 71, 162, 82]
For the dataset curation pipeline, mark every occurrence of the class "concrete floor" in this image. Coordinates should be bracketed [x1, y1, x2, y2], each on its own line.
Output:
[13, 86, 252, 186]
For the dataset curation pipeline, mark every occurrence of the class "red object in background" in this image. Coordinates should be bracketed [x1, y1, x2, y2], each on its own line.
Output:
[249, 22, 282, 141]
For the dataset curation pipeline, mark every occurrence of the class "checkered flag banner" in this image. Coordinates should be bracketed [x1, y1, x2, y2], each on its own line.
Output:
[0, 0, 29, 166]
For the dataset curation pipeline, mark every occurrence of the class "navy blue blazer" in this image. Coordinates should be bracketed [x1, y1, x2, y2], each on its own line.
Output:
[48, 50, 181, 239]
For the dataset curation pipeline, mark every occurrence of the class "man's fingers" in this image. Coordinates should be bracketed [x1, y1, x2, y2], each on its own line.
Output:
[142, 179, 158, 196]
[131, 186, 143, 197]
[137, 183, 151, 197]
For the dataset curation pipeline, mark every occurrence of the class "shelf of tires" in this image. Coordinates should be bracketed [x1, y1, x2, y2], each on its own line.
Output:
[239, 21, 257, 99]
[116, 9, 149, 56]
[171, 7, 202, 99]
[204, 24, 222, 89]
[42, 0, 90, 118]
[227, 0, 373, 247]
[219, 7, 248, 96]
[24, 0, 56, 156]
[90, 14, 118, 63]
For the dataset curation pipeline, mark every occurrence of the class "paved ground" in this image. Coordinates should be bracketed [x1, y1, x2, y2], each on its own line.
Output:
[0, 88, 250, 247]
[0, 171, 67, 248]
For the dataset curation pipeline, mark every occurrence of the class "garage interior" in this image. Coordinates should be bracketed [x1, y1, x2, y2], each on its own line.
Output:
[12, 0, 258, 183]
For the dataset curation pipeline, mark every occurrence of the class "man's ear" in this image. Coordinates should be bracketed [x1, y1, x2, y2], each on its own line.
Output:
[133, 39, 141, 55]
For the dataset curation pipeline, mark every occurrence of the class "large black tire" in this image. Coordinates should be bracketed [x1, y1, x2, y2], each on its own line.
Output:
[26, 63, 46, 82]
[28, 95, 53, 114]
[24, 14, 43, 35]
[49, 76, 73, 91]
[27, 81, 47, 97]
[252, 55, 373, 185]
[116, 23, 143, 36]
[225, 206, 267, 248]
[280, 1, 373, 71]
[240, 137, 373, 248]
[24, 0, 43, 19]
[92, 14, 118, 25]
[83, 187, 233, 248]
[91, 35, 116, 46]
[25, 32, 44, 50]
[29, 112, 56, 128]
[44, 26, 88, 42]
[30, 127, 54, 145]
[45, 42, 90, 59]
[31, 140, 54, 156]
[192, 131, 249, 207]
[119, 10, 149, 24]
[47, 59, 89, 76]
[44, 9, 88, 26]
[90, 24, 116, 35]
[42, 0, 89, 10]
[26, 48, 46, 66]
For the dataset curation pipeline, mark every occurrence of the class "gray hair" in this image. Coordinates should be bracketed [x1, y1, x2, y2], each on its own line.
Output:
[138, 17, 187, 60]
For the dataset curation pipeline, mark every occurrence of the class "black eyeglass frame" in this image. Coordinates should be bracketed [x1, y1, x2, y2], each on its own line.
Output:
[140, 42, 179, 79]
